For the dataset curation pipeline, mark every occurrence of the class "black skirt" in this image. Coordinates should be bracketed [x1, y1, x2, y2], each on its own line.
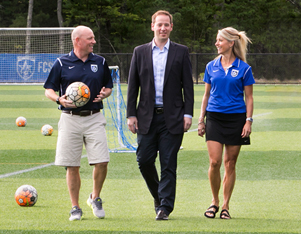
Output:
[205, 111, 250, 145]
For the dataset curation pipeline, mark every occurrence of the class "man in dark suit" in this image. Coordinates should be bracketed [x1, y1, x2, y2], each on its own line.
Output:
[127, 10, 194, 220]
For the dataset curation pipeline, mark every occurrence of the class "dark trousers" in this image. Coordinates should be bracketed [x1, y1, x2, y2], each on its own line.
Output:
[136, 112, 183, 215]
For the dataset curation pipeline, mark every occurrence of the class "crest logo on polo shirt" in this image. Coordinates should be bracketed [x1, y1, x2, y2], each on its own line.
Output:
[231, 69, 239, 77]
[91, 64, 98, 73]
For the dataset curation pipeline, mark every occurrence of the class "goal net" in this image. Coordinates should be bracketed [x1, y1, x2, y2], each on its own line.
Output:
[0, 27, 74, 83]
[104, 66, 137, 152]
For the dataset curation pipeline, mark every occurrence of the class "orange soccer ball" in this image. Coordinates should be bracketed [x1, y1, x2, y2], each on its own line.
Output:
[41, 124, 53, 136]
[66, 82, 90, 107]
[16, 116, 27, 127]
[15, 185, 38, 207]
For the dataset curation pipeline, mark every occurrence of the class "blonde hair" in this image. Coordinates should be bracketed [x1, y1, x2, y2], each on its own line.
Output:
[152, 10, 173, 24]
[218, 27, 251, 62]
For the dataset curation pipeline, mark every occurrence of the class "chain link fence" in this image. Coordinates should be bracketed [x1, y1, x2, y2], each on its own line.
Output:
[1, 28, 300, 84]
[101, 53, 301, 84]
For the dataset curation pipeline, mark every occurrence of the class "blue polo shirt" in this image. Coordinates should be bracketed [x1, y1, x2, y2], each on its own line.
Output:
[44, 51, 113, 111]
[204, 56, 255, 114]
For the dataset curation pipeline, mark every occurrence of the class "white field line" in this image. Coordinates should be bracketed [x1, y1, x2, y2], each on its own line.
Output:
[0, 163, 55, 178]
[0, 155, 87, 179]
[1, 112, 273, 179]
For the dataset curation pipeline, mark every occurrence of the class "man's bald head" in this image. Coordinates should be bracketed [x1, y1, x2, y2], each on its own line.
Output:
[71, 25, 96, 60]
[71, 26, 93, 44]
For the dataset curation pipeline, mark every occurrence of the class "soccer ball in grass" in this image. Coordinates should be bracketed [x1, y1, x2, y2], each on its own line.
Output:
[66, 81, 90, 107]
[16, 116, 27, 127]
[15, 185, 38, 207]
[41, 124, 53, 136]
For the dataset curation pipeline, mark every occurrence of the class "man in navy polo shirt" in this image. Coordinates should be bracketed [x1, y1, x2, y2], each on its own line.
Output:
[44, 25, 113, 221]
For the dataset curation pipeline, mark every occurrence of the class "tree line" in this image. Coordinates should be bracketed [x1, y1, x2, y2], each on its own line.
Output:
[0, 0, 300, 54]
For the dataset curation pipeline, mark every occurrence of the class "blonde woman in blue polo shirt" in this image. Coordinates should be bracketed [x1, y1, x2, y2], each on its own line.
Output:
[198, 27, 255, 219]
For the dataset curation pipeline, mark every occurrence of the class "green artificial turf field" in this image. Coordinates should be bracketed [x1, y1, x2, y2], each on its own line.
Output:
[0, 84, 300, 234]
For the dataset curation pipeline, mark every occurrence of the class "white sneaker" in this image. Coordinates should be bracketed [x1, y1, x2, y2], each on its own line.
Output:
[69, 206, 83, 221]
[87, 193, 105, 219]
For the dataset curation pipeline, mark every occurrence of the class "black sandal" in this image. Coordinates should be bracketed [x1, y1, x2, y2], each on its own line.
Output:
[220, 209, 231, 219]
[204, 205, 219, 218]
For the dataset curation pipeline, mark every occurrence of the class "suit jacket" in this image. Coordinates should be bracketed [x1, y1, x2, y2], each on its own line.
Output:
[127, 41, 194, 135]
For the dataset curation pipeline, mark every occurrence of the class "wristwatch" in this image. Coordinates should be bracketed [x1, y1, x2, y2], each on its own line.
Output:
[246, 117, 253, 122]
[56, 97, 60, 105]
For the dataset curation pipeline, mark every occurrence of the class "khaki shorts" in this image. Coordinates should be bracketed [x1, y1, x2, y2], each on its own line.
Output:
[55, 112, 110, 167]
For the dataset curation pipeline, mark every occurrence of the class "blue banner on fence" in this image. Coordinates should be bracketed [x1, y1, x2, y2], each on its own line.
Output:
[0, 53, 64, 83]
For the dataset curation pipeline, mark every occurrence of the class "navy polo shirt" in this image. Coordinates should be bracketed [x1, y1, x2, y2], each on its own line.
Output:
[44, 51, 113, 111]
[203, 56, 255, 114]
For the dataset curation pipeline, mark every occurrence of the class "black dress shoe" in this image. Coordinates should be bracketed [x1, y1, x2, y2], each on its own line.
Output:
[156, 210, 169, 220]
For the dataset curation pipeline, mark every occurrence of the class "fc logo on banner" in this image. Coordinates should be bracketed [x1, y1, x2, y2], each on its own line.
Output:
[17, 56, 35, 80]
